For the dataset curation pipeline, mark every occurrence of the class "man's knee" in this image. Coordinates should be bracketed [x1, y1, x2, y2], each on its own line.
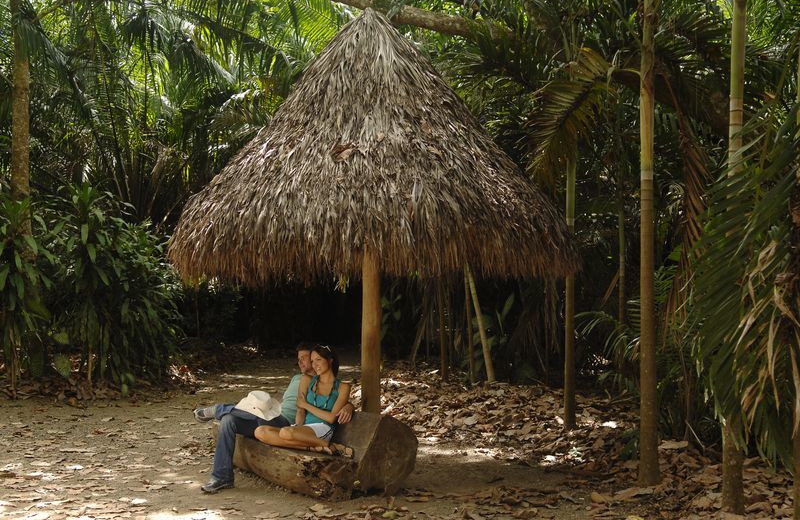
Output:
[219, 414, 236, 433]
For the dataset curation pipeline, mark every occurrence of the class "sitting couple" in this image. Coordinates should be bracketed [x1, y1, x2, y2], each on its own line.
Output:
[193, 343, 353, 493]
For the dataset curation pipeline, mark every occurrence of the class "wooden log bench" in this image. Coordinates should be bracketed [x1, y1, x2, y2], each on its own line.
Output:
[212, 411, 418, 500]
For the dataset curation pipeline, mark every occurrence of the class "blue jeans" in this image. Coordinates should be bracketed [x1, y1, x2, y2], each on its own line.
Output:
[211, 404, 291, 482]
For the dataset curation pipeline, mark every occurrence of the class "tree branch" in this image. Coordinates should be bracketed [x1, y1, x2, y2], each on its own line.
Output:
[337, 0, 476, 37]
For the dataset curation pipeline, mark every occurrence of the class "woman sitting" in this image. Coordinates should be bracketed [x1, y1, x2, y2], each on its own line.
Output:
[255, 344, 352, 457]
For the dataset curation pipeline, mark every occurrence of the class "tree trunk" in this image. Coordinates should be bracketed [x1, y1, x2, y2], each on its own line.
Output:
[464, 269, 475, 384]
[728, 0, 746, 174]
[793, 47, 800, 520]
[721, 0, 747, 512]
[794, 421, 800, 520]
[436, 279, 449, 380]
[10, 0, 30, 211]
[563, 155, 576, 430]
[638, 0, 661, 486]
[466, 265, 495, 382]
[722, 422, 745, 513]
[360, 249, 382, 413]
[10, 0, 38, 387]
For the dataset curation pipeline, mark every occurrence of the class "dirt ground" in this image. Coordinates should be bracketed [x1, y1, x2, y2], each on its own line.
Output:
[0, 356, 596, 520]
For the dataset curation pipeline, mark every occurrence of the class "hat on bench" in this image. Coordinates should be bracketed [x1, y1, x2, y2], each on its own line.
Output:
[234, 391, 282, 421]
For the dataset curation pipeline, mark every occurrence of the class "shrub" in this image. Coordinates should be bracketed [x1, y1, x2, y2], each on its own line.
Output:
[0, 195, 53, 389]
[45, 184, 182, 388]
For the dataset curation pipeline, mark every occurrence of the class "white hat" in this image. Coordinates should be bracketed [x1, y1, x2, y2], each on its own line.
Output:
[234, 391, 282, 421]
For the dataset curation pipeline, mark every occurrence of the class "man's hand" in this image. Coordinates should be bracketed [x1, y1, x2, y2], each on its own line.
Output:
[336, 403, 355, 424]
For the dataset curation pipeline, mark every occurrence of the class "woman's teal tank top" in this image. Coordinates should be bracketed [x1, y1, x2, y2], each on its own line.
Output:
[304, 376, 340, 425]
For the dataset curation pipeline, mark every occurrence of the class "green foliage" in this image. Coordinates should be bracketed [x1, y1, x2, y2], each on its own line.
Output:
[44, 184, 183, 384]
[693, 101, 800, 467]
[578, 266, 715, 442]
[0, 0, 352, 225]
[0, 1, 796, 485]
[466, 292, 515, 378]
[0, 195, 53, 386]
[52, 353, 71, 379]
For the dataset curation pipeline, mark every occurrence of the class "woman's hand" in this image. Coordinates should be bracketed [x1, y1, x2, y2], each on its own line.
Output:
[296, 398, 308, 410]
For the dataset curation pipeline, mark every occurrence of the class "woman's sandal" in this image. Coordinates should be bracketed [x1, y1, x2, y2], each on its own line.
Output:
[307, 445, 334, 455]
[328, 443, 354, 458]
[306, 446, 333, 455]
[306, 443, 354, 458]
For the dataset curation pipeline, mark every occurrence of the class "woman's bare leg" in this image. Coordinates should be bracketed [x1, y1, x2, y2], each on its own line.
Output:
[279, 426, 329, 448]
[254, 425, 327, 449]
[255, 426, 353, 457]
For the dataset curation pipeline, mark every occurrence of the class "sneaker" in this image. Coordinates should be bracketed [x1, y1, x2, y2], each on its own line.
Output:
[193, 406, 216, 422]
[201, 478, 234, 493]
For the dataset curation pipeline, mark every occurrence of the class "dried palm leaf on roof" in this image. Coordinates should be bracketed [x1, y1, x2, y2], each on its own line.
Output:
[168, 9, 578, 285]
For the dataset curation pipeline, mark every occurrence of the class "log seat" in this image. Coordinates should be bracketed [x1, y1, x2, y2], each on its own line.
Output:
[212, 411, 418, 500]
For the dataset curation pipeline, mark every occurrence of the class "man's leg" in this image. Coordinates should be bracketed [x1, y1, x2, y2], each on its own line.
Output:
[210, 410, 259, 482]
[213, 404, 236, 420]
[206, 411, 290, 491]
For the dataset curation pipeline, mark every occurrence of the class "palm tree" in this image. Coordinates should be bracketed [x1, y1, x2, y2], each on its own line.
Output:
[7, 0, 40, 385]
[720, 0, 747, 513]
[9, 0, 29, 211]
[637, 0, 660, 486]
[693, 2, 800, 514]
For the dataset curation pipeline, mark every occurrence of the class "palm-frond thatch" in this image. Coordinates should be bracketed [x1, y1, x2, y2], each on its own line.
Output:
[168, 9, 578, 285]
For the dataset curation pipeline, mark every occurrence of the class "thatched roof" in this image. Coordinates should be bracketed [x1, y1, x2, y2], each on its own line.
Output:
[168, 9, 578, 285]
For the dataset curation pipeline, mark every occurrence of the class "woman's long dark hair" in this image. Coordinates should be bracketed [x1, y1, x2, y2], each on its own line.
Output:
[312, 344, 339, 377]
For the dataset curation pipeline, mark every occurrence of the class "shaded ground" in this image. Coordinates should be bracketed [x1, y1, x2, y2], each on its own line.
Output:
[0, 347, 794, 519]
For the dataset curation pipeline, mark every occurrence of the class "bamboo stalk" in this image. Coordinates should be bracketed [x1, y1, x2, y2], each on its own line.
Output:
[466, 265, 494, 382]
[464, 269, 475, 384]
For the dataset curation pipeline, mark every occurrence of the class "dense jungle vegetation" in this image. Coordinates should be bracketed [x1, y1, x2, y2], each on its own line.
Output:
[2, 0, 800, 514]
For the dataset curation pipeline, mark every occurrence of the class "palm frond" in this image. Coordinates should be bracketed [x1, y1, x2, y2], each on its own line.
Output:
[528, 47, 618, 184]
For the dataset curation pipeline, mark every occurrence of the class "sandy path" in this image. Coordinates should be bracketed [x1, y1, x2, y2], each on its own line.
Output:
[0, 357, 589, 520]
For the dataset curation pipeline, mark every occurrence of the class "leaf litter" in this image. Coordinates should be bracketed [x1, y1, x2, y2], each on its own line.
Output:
[0, 357, 795, 519]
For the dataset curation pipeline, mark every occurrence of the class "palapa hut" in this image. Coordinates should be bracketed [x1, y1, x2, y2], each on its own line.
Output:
[168, 8, 578, 412]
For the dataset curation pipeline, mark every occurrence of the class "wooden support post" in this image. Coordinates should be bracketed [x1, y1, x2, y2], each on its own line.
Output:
[361, 248, 382, 413]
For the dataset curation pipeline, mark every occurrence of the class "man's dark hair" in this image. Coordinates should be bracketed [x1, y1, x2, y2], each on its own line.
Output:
[296, 341, 317, 353]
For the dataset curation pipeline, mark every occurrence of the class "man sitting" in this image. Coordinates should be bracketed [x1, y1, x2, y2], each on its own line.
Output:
[193, 342, 355, 493]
